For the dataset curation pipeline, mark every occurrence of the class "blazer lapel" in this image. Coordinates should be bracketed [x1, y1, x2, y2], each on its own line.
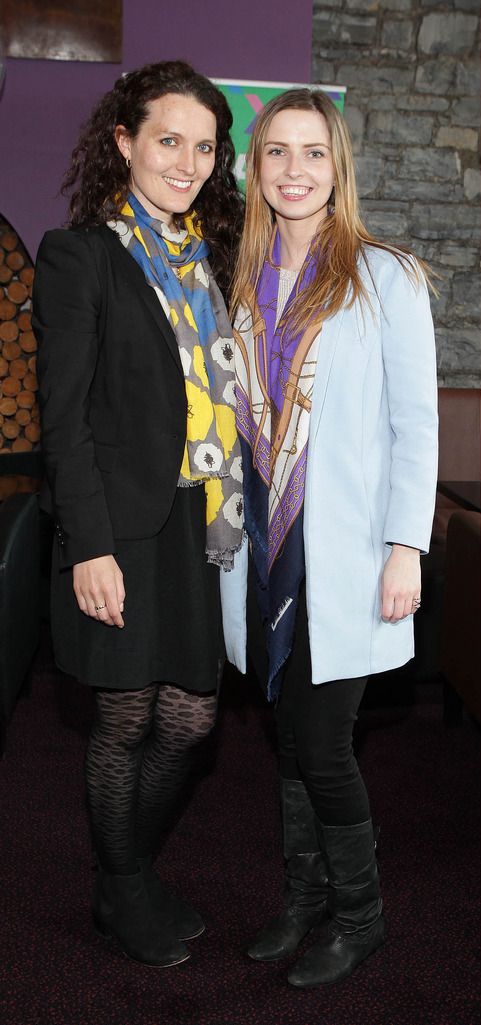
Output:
[99, 226, 184, 378]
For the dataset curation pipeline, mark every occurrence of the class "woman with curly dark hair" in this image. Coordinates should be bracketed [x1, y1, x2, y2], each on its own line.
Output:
[32, 61, 244, 968]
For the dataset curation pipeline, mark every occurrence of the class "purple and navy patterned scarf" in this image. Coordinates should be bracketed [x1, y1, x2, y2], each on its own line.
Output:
[235, 230, 321, 700]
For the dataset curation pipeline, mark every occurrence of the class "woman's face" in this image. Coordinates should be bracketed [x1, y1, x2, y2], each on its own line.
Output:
[259, 108, 335, 234]
[115, 93, 217, 226]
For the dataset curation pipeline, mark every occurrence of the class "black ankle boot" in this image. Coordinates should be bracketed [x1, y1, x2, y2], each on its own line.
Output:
[92, 869, 191, 967]
[138, 858, 205, 940]
[288, 819, 385, 987]
[247, 779, 328, 962]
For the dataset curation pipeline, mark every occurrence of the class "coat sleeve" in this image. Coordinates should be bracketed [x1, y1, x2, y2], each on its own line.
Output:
[33, 229, 116, 568]
[380, 255, 438, 554]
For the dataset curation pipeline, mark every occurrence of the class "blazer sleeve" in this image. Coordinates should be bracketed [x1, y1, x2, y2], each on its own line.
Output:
[380, 256, 438, 554]
[33, 229, 116, 568]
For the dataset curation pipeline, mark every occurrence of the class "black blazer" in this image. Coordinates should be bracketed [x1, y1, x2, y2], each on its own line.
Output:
[33, 225, 188, 568]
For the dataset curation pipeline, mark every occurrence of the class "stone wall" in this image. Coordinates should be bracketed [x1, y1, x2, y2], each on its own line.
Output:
[312, 0, 480, 386]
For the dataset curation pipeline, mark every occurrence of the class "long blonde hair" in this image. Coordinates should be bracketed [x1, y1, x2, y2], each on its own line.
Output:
[231, 88, 434, 332]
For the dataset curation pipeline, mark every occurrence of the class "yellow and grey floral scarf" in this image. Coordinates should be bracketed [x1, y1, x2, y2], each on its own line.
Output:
[111, 193, 243, 570]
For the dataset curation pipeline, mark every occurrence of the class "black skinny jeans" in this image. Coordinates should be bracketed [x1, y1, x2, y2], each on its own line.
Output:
[248, 570, 370, 827]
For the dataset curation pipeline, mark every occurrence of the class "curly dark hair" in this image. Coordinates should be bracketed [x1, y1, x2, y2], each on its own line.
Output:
[62, 60, 244, 298]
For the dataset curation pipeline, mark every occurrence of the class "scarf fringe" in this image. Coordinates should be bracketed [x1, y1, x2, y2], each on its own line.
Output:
[206, 530, 247, 572]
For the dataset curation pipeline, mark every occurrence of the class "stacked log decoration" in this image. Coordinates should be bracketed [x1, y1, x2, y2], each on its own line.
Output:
[0, 214, 39, 455]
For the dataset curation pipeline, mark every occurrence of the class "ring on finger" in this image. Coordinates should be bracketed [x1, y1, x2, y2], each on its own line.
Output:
[94, 603, 107, 612]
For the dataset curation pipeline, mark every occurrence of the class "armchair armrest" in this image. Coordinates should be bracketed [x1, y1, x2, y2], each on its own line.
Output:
[0, 493, 40, 752]
[440, 510, 481, 724]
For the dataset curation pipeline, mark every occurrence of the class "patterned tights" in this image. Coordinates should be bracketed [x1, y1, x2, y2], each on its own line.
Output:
[85, 683, 217, 874]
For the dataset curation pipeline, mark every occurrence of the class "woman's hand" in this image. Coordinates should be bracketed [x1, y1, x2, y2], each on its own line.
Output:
[73, 556, 125, 627]
[381, 544, 421, 622]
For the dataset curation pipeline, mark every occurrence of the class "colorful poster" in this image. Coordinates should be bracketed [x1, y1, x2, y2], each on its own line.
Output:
[214, 79, 346, 187]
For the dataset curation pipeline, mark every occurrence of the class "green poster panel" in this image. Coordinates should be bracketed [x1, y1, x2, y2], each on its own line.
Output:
[214, 79, 346, 188]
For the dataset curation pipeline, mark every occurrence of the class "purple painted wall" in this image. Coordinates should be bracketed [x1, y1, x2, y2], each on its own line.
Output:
[0, 0, 313, 258]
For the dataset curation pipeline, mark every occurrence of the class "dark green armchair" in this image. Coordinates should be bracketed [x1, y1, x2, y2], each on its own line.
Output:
[0, 453, 43, 756]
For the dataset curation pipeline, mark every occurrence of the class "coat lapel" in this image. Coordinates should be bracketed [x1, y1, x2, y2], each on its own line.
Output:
[99, 225, 184, 378]
[309, 307, 346, 444]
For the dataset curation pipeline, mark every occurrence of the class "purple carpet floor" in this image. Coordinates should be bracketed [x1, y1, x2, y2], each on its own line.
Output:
[0, 637, 479, 1025]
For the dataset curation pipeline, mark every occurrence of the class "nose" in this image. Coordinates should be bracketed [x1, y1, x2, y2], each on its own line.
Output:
[177, 145, 196, 177]
[285, 151, 303, 177]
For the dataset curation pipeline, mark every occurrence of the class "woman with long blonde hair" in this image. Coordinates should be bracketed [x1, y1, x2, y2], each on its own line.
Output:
[223, 88, 438, 987]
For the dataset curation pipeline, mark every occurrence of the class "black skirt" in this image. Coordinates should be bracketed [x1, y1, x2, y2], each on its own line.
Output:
[50, 485, 221, 691]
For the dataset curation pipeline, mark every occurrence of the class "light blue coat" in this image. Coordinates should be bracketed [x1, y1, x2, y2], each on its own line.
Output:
[221, 245, 439, 685]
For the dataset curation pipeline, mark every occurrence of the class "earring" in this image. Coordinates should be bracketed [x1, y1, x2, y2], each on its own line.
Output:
[126, 157, 132, 169]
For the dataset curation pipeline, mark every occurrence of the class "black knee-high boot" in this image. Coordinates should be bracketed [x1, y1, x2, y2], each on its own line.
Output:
[288, 818, 385, 987]
[247, 779, 329, 961]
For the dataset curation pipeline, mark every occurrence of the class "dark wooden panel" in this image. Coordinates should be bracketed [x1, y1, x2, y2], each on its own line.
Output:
[2, 0, 122, 63]
[0, 211, 39, 465]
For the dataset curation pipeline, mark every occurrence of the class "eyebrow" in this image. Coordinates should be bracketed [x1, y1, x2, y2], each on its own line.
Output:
[264, 139, 331, 150]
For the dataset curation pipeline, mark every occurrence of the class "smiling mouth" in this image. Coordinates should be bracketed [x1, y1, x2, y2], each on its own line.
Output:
[278, 185, 312, 198]
[163, 177, 193, 191]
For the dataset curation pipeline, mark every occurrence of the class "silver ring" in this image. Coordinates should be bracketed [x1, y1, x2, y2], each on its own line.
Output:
[94, 603, 107, 611]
